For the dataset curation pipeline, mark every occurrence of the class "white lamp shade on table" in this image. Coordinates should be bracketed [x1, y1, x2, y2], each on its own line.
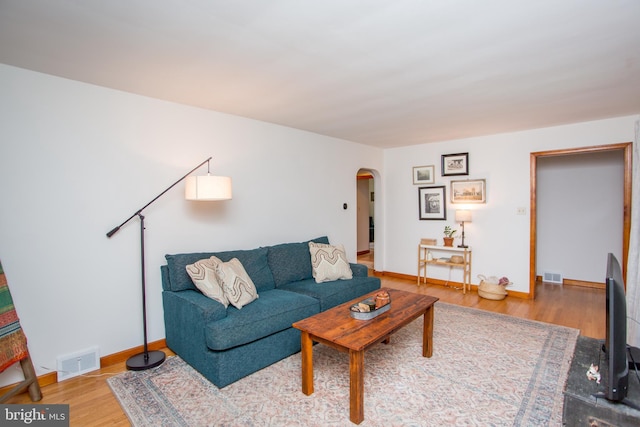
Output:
[455, 209, 472, 222]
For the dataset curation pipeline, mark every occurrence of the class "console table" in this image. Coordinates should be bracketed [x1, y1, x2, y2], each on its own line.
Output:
[417, 244, 472, 293]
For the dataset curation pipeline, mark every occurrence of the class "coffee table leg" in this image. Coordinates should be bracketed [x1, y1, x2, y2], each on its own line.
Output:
[300, 331, 314, 395]
[349, 349, 365, 424]
[423, 305, 434, 357]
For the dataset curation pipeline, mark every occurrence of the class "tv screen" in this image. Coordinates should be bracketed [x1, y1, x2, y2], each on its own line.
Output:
[603, 253, 628, 401]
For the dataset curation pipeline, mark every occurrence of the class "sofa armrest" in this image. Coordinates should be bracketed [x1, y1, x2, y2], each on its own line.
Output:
[350, 263, 370, 277]
[163, 289, 228, 324]
[162, 289, 227, 358]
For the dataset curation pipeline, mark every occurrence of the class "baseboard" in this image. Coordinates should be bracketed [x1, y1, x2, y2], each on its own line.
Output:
[0, 338, 167, 397]
[563, 279, 605, 289]
[100, 339, 167, 367]
[502, 289, 530, 299]
[535, 275, 605, 289]
[377, 270, 413, 280]
[380, 270, 531, 299]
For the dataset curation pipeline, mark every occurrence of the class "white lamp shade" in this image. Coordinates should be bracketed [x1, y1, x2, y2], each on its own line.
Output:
[455, 209, 472, 222]
[185, 175, 232, 201]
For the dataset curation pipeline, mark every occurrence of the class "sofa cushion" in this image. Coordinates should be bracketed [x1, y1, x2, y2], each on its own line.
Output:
[205, 289, 319, 351]
[213, 257, 258, 309]
[185, 257, 229, 307]
[267, 236, 329, 286]
[277, 276, 381, 311]
[165, 247, 275, 293]
[309, 242, 353, 283]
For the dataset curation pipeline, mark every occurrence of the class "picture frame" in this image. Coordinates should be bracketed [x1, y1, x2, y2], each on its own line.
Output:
[418, 186, 447, 220]
[441, 152, 469, 176]
[412, 165, 435, 185]
[451, 179, 486, 204]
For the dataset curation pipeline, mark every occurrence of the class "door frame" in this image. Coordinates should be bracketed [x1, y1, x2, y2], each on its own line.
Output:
[529, 142, 632, 298]
[356, 172, 373, 255]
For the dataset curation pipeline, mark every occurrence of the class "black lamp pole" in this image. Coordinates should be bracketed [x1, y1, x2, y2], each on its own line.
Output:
[458, 221, 468, 248]
[125, 212, 165, 370]
[106, 157, 212, 371]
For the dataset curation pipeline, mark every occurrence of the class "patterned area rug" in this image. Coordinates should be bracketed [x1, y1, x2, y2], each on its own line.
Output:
[108, 302, 579, 426]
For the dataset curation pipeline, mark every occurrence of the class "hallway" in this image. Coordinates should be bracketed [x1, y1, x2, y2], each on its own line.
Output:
[357, 248, 373, 269]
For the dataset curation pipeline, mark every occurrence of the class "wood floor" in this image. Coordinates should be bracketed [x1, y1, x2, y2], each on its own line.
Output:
[6, 271, 606, 426]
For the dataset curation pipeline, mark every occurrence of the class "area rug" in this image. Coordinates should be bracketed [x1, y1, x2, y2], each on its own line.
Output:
[108, 303, 579, 426]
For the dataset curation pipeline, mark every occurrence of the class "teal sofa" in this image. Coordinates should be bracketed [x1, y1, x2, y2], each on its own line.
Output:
[161, 236, 381, 388]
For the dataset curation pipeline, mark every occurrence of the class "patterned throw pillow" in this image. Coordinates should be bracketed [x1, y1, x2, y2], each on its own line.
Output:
[185, 257, 229, 307]
[308, 242, 353, 283]
[213, 257, 259, 309]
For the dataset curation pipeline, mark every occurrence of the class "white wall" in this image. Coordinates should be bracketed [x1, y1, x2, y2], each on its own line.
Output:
[537, 151, 624, 283]
[0, 65, 383, 384]
[383, 116, 638, 293]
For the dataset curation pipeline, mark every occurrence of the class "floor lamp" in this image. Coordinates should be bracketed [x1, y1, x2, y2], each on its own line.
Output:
[106, 157, 232, 370]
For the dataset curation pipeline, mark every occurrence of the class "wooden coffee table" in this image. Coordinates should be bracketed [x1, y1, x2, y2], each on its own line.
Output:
[292, 288, 439, 424]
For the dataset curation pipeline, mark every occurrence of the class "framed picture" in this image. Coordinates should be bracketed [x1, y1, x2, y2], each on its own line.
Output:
[441, 152, 469, 176]
[412, 165, 435, 185]
[418, 186, 447, 220]
[451, 179, 486, 204]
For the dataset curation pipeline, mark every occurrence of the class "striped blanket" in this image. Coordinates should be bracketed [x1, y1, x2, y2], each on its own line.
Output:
[0, 261, 28, 373]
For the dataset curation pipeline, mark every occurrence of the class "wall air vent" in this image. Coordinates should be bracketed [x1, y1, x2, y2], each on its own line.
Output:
[543, 272, 563, 284]
[56, 346, 100, 381]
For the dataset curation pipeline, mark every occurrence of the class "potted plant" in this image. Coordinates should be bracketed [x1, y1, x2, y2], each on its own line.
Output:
[443, 226, 456, 247]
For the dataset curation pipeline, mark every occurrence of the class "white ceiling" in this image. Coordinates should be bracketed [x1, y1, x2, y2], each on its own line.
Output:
[1, 0, 639, 148]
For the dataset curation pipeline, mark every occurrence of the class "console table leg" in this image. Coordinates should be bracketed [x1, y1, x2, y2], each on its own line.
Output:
[349, 349, 365, 424]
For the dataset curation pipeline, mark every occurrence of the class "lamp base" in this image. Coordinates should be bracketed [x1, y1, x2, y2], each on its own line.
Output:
[126, 350, 166, 371]
[457, 244, 468, 248]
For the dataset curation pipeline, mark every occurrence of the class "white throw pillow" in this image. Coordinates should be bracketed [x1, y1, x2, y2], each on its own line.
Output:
[185, 257, 229, 307]
[308, 242, 353, 283]
[213, 257, 259, 309]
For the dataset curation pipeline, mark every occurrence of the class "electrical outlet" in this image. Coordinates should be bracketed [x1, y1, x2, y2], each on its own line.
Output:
[516, 207, 527, 215]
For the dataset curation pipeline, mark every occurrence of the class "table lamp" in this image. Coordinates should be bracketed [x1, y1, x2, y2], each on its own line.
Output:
[455, 209, 472, 248]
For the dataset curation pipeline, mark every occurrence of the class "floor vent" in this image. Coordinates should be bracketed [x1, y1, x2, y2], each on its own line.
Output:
[543, 272, 563, 284]
[56, 346, 100, 381]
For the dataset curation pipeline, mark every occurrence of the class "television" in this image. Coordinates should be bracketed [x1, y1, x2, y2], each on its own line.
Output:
[602, 252, 629, 402]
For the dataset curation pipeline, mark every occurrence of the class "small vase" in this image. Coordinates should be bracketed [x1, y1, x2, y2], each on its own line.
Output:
[443, 237, 454, 247]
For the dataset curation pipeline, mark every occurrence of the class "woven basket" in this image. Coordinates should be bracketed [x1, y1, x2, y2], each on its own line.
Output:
[478, 281, 508, 300]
